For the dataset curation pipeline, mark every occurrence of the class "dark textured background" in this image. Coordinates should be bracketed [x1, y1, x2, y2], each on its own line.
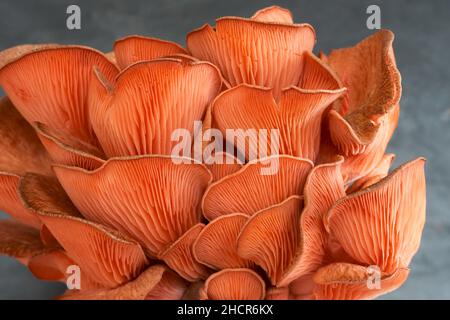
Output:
[0, 0, 449, 299]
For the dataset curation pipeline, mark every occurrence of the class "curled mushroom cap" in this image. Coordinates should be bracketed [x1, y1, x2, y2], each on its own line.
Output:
[187, 7, 316, 99]
[89, 57, 222, 157]
[193, 213, 254, 271]
[211, 84, 346, 163]
[326, 158, 426, 274]
[0, 45, 119, 147]
[19, 173, 149, 289]
[325, 30, 401, 183]
[327, 30, 401, 153]
[237, 195, 303, 286]
[53, 155, 212, 257]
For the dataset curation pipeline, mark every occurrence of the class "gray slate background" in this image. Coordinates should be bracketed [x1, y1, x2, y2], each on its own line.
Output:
[0, 0, 449, 299]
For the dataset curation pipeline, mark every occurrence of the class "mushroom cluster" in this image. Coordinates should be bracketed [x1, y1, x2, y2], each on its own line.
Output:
[0, 6, 426, 300]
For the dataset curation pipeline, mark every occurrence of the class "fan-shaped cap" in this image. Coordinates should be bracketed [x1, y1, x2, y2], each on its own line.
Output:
[202, 155, 313, 220]
[193, 213, 253, 270]
[326, 158, 426, 274]
[39, 214, 149, 289]
[211, 84, 345, 162]
[114, 35, 187, 69]
[0, 45, 119, 146]
[237, 196, 303, 286]
[90, 58, 222, 157]
[202, 268, 266, 300]
[53, 155, 212, 256]
[186, 7, 316, 99]
[19, 173, 149, 289]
